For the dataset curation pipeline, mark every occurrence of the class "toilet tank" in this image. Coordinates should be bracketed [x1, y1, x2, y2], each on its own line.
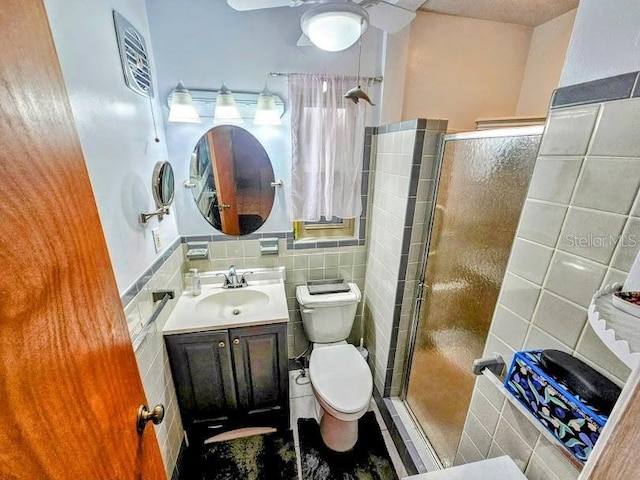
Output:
[296, 283, 361, 343]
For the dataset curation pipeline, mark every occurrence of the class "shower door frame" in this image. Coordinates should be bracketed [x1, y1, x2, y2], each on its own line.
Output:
[399, 126, 545, 464]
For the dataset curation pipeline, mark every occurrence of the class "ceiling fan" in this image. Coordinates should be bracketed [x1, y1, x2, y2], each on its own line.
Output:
[227, 0, 417, 51]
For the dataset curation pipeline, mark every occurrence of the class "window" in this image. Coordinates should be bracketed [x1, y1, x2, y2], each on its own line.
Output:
[294, 216, 355, 240]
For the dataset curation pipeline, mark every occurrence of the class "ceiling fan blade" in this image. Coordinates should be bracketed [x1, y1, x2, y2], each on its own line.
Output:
[366, 2, 416, 33]
[227, 0, 293, 11]
[296, 34, 313, 47]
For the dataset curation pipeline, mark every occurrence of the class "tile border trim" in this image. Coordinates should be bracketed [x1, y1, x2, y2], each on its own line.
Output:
[120, 236, 182, 308]
[551, 71, 640, 109]
[372, 386, 423, 476]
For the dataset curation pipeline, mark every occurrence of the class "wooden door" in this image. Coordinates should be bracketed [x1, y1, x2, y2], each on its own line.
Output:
[165, 332, 238, 424]
[0, 1, 165, 478]
[207, 128, 241, 235]
[231, 324, 289, 417]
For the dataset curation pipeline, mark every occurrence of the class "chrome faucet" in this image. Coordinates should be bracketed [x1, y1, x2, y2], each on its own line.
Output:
[218, 265, 252, 289]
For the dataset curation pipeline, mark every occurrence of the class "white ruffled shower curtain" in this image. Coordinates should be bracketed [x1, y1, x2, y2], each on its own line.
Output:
[289, 74, 366, 222]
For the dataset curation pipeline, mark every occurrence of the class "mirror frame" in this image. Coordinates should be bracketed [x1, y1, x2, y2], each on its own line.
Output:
[189, 125, 276, 236]
[152, 161, 175, 208]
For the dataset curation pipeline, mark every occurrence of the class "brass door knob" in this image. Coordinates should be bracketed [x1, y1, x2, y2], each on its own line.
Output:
[219, 341, 226, 348]
[217, 203, 231, 211]
[233, 338, 240, 345]
[137, 404, 165, 433]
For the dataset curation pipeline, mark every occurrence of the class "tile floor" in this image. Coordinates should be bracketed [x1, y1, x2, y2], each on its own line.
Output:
[289, 370, 408, 479]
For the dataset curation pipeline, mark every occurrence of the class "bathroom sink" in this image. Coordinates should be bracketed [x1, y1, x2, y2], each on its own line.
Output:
[163, 268, 289, 335]
[195, 289, 270, 318]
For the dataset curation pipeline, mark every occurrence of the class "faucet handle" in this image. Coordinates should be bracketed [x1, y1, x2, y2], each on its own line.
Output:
[216, 272, 230, 286]
[241, 271, 253, 285]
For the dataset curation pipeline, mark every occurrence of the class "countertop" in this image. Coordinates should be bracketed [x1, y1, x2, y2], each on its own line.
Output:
[163, 281, 289, 335]
[404, 456, 526, 480]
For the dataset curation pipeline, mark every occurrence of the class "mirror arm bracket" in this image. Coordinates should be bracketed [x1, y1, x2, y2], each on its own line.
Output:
[140, 206, 170, 225]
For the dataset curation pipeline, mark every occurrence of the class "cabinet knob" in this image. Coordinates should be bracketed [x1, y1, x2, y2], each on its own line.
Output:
[219, 341, 225, 348]
[233, 338, 240, 345]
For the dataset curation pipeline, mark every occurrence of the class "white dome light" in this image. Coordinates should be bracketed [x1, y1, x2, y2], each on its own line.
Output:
[301, 2, 369, 52]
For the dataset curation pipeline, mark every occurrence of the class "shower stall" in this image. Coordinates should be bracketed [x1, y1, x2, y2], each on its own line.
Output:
[402, 127, 543, 468]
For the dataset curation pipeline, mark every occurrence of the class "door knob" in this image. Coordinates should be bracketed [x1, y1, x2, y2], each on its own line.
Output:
[219, 341, 226, 348]
[233, 338, 240, 345]
[217, 203, 231, 211]
[137, 404, 165, 433]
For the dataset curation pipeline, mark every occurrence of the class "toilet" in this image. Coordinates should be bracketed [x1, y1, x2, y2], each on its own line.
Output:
[296, 283, 373, 452]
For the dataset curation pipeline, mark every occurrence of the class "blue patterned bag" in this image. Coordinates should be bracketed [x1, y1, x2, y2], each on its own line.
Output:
[504, 350, 607, 463]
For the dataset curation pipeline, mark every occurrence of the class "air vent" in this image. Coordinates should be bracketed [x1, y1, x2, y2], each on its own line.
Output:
[113, 11, 153, 98]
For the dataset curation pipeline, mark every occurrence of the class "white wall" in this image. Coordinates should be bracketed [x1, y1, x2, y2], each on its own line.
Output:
[379, 27, 411, 125]
[560, 0, 640, 86]
[44, 0, 179, 294]
[402, 12, 533, 132]
[516, 9, 576, 116]
[144, 0, 384, 236]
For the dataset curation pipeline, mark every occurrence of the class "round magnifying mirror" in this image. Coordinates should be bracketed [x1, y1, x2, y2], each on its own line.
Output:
[190, 126, 275, 236]
[152, 161, 175, 208]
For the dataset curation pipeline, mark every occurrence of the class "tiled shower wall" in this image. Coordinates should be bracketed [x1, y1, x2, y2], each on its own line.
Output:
[122, 239, 186, 477]
[184, 239, 368, 357]
[363, 119, 447, 397]
[458, 74, 640, 479]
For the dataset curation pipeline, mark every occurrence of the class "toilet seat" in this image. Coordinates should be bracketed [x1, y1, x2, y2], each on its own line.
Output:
[309, 344, 373, 417]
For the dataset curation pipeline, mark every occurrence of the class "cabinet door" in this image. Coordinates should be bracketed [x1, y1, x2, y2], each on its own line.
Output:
[165, 331, 237, 424]
[231, 324, 288, 414]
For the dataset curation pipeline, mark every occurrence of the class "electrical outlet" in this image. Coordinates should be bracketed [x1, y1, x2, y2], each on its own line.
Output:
[152, 228, 162, 253]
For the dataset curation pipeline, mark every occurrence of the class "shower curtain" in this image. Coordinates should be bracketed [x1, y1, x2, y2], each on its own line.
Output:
[289, 74, 365, 222]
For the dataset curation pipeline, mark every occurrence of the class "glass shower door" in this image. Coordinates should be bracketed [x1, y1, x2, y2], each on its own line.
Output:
[405, 128, 542, 467]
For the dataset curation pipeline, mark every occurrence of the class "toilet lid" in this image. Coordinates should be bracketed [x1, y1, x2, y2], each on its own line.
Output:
[310, 344, 373, 414]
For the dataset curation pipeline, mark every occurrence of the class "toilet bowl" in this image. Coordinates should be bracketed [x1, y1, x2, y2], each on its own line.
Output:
[296, 283, 373, 452]
[310, 342, 373, 451]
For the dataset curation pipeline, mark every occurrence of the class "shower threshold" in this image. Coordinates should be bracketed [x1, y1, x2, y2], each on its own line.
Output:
[384, 396, 443, 474]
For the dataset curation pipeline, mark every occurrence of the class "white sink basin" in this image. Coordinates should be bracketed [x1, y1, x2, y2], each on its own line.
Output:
[163, 268, 289, 335]
[194, 289, 270, 318]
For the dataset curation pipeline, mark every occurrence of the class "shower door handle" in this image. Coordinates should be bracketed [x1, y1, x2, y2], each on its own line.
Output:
[302, 309, 315, 314]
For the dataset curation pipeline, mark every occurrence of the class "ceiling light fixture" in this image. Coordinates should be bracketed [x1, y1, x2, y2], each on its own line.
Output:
[168, 81, 201, 123]
[254, 85, 283, 126]
[301, 1, 369, 52]
[213, 82, 243, 124]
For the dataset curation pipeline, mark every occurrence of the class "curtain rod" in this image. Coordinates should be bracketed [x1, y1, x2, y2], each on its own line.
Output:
[269, 72, 383, 83]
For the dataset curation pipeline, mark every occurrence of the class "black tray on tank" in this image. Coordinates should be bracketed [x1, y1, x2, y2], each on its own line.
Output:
[306, 279, 351, 295]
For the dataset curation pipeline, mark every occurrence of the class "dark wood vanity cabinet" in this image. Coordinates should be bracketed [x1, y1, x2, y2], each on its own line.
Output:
[165, 323, 289, 445]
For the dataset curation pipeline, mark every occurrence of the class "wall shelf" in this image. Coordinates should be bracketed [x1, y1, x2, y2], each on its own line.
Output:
[588, 283, 640, 370]
[482, 369, 583, 471]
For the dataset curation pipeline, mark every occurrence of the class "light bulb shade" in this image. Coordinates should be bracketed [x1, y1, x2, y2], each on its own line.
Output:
[168, 81, 201, 123]
[254, 87, 282, 126]
[213, 83, 243, 124]
[301, 2, 369, 52]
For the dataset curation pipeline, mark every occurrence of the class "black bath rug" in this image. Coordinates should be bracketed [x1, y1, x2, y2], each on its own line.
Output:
[298, 412, 399, 480]
[198, 430, 298, 480]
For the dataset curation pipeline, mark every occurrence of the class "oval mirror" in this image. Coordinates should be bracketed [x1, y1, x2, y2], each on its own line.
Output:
[152, 161, 175, 207]
[190, 126, 275, 235]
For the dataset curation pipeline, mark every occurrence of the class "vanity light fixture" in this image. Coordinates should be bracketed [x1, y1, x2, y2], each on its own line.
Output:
[213, 82, 243, 125]
[167, 81, 201, 123]
[301, 1, 369, 52]
[253, 86, 282, 126]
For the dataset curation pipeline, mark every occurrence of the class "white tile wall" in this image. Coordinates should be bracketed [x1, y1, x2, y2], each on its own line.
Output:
[362, 122, 446, 397]
[459, 96, 640, 478]
[126, 246, 186, 477]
